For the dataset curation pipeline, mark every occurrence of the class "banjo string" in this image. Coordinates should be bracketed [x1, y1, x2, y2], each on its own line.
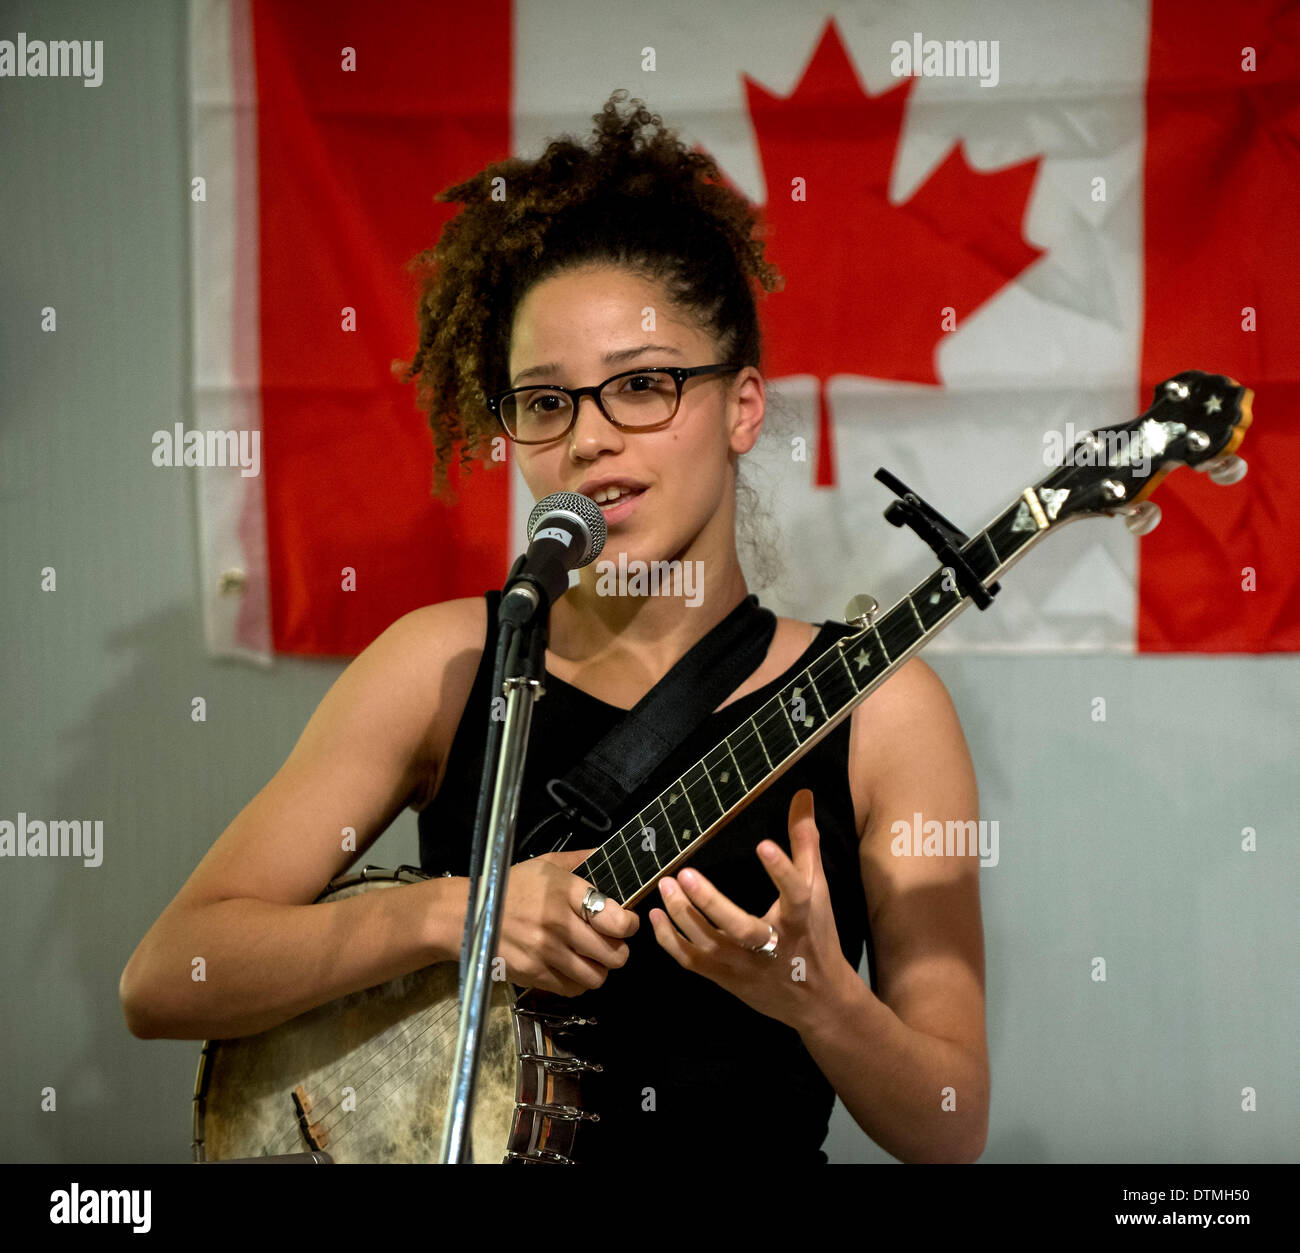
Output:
[266, 986, 480, 1156]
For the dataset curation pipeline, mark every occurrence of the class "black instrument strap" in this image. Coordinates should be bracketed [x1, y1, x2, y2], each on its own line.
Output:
[506, 589, 777, 856]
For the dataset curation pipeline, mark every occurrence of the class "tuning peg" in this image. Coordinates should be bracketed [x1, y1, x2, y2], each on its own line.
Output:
[844, 594, 880, 627]
[1207, 455, 1248, 485]
[1122, 502, 1162, 535]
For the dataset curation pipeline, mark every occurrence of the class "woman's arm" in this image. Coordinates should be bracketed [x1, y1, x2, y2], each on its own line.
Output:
[797, 657, 989, 1163]
[118, 599, 485, 1040]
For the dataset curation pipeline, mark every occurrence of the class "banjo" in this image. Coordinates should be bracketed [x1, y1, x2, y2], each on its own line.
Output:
[193, 371, 1252, 1164]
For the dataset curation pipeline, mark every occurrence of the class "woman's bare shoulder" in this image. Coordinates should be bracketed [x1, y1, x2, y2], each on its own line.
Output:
[847, 655, 973, 837]
[395, 595, 488, 641]
[377, 597, 490, 802]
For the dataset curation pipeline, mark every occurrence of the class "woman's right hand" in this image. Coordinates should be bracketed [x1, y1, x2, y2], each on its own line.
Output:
[475, 848, 640, 997]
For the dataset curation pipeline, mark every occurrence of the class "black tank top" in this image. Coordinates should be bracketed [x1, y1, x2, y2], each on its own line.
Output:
[418, 591, 878, 1164]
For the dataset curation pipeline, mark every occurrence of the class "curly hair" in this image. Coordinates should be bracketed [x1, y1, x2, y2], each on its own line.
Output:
[393, 89, 788, 587]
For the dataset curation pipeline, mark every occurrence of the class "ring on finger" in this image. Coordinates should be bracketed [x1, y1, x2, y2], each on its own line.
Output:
[746, 924, 779, 958]
[580, 887, 607, 925]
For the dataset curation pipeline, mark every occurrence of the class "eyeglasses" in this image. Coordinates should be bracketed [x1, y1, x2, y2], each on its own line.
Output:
[486, 363, 744, 445]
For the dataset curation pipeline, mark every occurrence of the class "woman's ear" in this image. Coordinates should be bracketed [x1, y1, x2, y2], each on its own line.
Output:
[728, 368, 766, 455]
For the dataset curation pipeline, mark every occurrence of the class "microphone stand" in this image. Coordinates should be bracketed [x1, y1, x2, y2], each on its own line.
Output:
[439, 574, 548, 1163]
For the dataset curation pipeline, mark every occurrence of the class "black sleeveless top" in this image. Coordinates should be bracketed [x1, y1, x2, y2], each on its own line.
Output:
[418, 591, 878, 1164]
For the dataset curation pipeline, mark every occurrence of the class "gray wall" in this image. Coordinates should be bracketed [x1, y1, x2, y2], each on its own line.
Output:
[1, 0, 1295, 1164]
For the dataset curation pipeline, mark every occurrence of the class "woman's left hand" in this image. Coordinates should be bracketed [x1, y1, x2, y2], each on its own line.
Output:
[649, 788, 857, 1032]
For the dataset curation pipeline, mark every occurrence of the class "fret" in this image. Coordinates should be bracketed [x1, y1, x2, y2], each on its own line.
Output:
[749, 716, 774, 769]
[834, 642, 860, 694]
[658, 788, 694, 848]
[687, 760, 725, 828]
[593, 861, 621, 901]
[872, 623, 890, 664]
[777, 681, 820, 746]
[652, 794, 683, 857]
[914, 567, 964, 632]
[957, 528, 998, 585]
[632, 806, 663, 871]
[758, 697, 800, 760]
[710, 737, 750, 802]
[806, 673, 829, 719]
[580, 853, 606, 896]
[983, 500, 1039, 570]
[775, 696, 808, 755]
[879, 600, 924, 658]
[983, 512, 1010, 557]
[614, 844, 641, 901]
[624, 830, 658, 889]
[980, 529, 1002, 572]
[616, 839, 646, 895]
[906, 593, 926, 635]
[816, 647, 858, 709]
[597, 845, 626, 900]
[680, 783, 700, 832]
[702, 760, 723, 810]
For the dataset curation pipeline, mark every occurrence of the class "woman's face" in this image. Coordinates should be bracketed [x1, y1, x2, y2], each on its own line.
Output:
[506, 264, 764, 570]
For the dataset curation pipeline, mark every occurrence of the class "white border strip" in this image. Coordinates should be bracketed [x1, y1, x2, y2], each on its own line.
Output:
[189, 0, 272, 664]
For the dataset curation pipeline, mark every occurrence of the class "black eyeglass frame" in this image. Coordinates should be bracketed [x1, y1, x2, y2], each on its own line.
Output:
[485, 362, 747, 445]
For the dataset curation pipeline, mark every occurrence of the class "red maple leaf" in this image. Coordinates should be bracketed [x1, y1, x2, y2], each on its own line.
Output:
[718, 20, 1045, 486]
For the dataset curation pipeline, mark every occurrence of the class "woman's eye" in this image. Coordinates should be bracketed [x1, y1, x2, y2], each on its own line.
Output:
[622, 374, 668, 392]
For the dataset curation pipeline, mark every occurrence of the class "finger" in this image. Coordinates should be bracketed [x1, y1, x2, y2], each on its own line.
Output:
[751, 808, 813, 919]
[755, 837, 801, 897]
[590, 905, 640, 938]
[657, 876, 723, 949]
[786, 790, 819, 879]
[564, 919, 632, 969]
[647, 906, 696, 970]
[527, 955, 606, 997]
[569, 875, 639, 938]
[551, 948, 615, 992]
[673, 867, 770, 951]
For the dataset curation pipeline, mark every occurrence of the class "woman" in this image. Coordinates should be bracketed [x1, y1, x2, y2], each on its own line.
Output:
[121, 91, 988, 1164]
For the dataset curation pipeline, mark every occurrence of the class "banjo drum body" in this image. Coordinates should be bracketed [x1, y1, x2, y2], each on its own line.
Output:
[192, 867, 600, 1164]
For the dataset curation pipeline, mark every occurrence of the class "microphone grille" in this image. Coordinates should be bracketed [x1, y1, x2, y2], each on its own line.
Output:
[527, 491, 607, 565]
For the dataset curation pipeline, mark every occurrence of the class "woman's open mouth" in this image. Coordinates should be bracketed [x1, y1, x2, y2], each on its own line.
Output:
[589, 485, 647, 525]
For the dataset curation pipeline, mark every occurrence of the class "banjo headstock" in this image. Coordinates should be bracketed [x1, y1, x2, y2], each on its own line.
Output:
[1040, 370, 1254, 534]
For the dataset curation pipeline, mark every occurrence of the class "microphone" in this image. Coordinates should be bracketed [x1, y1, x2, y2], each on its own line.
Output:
[499, 491, 607, 626]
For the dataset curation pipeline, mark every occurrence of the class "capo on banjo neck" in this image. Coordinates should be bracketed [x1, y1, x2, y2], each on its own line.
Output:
[875, 467, 1000, 610]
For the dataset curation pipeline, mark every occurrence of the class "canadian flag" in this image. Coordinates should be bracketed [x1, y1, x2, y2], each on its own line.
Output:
[189, 0, 1299, 662]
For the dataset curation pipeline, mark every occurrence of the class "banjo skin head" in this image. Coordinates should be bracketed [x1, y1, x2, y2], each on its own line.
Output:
[192, 870, 575, 1164]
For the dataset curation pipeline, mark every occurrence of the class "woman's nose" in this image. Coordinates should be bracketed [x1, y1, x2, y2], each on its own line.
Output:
[568, 392, 624, 458]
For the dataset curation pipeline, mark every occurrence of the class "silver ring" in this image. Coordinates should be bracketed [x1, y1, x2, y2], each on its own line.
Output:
[748, 924, 779, 958]
[580, 887, 607, 925]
